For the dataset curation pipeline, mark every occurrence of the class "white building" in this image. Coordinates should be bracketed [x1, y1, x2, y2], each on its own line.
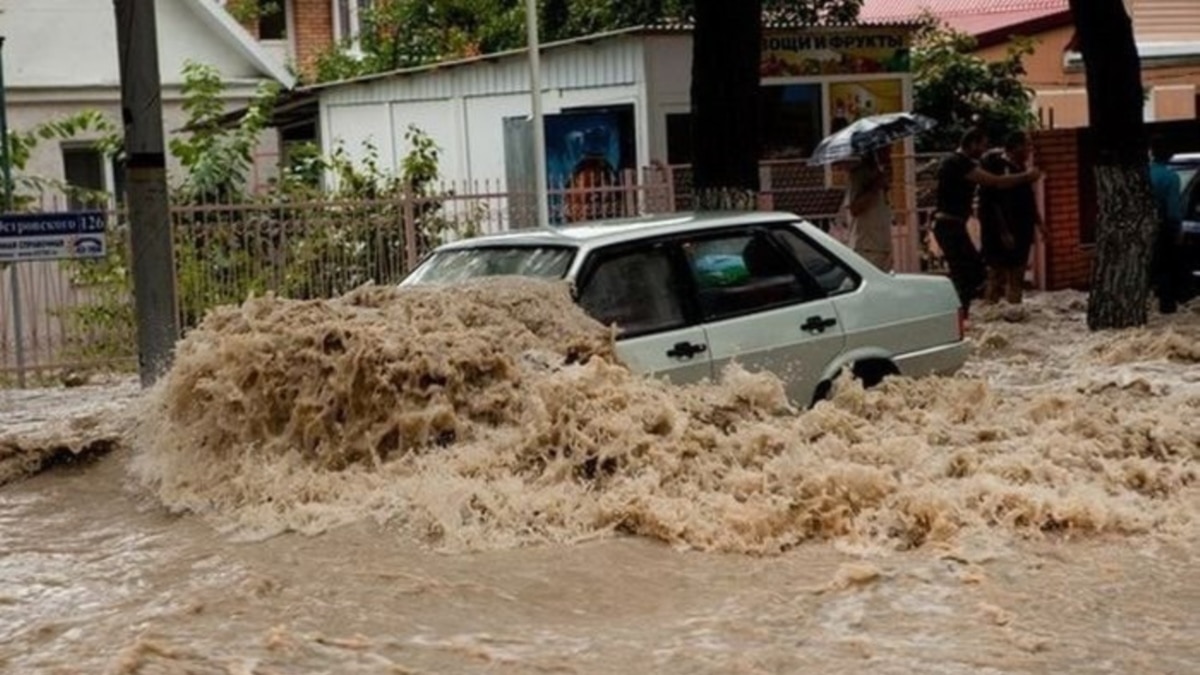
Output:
[1, 0, 296, 204]
[310, 23, 918, 218]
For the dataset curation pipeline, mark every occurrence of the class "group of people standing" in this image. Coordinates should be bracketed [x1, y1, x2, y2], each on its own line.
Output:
[843, 126, 1194, 318]
[932, 128, 1043, 315]
[840, 127, 1044, 316]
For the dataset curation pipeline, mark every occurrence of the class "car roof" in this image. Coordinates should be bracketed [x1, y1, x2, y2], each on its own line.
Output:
[433, 211, 806, 251]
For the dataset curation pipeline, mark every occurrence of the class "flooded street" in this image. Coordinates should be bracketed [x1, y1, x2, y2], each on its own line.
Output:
[1, 285, 1198, 674]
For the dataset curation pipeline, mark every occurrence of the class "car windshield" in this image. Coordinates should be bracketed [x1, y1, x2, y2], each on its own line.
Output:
[404, 245, 576, 285]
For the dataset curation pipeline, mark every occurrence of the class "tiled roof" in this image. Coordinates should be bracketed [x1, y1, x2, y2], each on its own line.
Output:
[860, 0, 1070, 38]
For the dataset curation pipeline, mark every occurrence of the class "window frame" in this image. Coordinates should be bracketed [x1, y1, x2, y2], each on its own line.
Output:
[573, 221, 858, 337]
[771, 222, 863, 298]
[674, 224, 830, 323]
[1181, 171, 1200, 222]
[60, 142, 114, 210]
[257, 0, 290, 41]
[333, 0, 371, 51]
[574, 238, 701, 340]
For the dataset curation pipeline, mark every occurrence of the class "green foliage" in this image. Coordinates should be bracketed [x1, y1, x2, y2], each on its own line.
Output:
[315, 0, 528, 81]
[225, 0, 282, 24]
[46, 63, 477, 371]
[169, 60, 280, 202]
[3, 110, 121, 209]
[911, 17, 1038, 152]
[312, 0, 864, 82]
[54, 231, 137, 367]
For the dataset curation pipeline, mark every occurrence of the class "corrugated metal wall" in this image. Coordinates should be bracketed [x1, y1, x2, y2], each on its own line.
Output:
[321, 37, 646, 107]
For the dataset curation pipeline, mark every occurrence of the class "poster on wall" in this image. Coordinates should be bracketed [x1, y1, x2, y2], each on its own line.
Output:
[761, 28, 912, 77]
[544, 106, 636, 223]
[828, 79, 905, 133]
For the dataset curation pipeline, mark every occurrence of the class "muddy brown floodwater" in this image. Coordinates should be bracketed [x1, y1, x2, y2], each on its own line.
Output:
[1, 281, 1197, 674]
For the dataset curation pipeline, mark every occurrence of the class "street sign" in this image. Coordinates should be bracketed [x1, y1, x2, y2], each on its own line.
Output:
[0, 211, 107, 262]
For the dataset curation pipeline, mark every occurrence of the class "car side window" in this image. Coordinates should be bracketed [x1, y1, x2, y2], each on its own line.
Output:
[577, 246, 687, 337]
[1186, 175, 1200, 219]
[681, 232, 817, 321]
[774, 227, 860, 296]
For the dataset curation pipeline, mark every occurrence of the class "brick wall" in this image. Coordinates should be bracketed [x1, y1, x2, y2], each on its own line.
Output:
[293, 0, 335, 80]
[1033, 128, 1095, 290]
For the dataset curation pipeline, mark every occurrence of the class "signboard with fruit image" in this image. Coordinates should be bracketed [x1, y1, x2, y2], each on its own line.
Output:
[828, 80, 905, 133]
[760, 28, 912, 78]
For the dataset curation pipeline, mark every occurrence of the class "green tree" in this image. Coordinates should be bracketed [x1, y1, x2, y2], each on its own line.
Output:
[169, 60, 280, 202]
[1069, 0, 1157, 330]
[315, 0, 529, 81]
[311, 1, 863, 83]
[911, 18, 1038, 152]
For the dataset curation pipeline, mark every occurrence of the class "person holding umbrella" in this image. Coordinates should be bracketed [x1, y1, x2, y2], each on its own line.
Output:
[845, 146, 894, 270]
[810, 112, 936, 270]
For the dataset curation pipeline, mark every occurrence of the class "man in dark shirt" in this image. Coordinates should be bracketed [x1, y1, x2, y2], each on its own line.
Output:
[978, 131, 1045, 304]
[933, 127, 1042, 315]
[1149, 135, 1185, 314]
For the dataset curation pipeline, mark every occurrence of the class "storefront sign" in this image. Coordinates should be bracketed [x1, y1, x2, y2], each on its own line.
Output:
[761, 28, 912, 77]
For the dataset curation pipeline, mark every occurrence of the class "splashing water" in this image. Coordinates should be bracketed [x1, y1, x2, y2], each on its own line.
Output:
[108, 281, 1199, 553]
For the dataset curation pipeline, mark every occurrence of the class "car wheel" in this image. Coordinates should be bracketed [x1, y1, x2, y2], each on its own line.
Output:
[853, 359, 900, 388]
[810, 359, 899, 407]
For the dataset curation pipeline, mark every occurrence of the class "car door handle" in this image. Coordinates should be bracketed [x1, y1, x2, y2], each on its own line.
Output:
[666, 341, 708, 359]
[801, 316, 838, 334]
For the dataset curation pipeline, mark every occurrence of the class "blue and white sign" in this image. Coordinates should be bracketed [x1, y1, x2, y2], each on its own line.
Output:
[0, 211, 108, 262]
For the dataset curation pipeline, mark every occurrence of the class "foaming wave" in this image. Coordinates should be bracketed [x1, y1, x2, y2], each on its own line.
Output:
[1090, 328, 1200, 365]
[129, 280, 1200, 553]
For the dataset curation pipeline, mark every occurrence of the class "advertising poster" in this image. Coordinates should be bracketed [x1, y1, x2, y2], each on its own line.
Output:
[828, 79, 905, 133]
[543, 107, 635, 223]
[761, 28, 912, 78]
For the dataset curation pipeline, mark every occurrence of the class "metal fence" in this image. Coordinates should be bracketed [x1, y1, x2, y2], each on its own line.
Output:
[1, 156, 948, 385]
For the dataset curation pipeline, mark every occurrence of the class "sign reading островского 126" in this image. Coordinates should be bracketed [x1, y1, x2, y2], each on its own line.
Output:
[0, 211, 107, 263]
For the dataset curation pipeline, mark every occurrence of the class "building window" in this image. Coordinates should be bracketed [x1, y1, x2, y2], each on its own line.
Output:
[666, 113, 692, 165]
[62, 146, 105, 210]
[334, 0, 372, 44]
[258, 0, 288, 40]
[61, 145, 123, 209]
[761, 84, 822, 160]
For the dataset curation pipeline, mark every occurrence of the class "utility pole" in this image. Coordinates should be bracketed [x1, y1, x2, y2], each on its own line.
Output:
[113, 0, 179, 387]
[1, 36, 28, 388]
[524, 0, 550, 229]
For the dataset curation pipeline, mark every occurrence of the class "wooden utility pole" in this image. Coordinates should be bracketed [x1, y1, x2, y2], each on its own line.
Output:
[113, 0, 179, 385]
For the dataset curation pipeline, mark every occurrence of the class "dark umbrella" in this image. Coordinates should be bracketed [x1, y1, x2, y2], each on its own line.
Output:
[807, 112, 937, 166]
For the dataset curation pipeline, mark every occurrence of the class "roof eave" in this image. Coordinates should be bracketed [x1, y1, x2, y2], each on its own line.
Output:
[973, 9, 1073, 50]
[187, 0, 298, 89]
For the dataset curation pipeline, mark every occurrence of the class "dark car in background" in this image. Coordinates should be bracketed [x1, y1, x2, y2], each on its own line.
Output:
[1173, 154, 1200, 298]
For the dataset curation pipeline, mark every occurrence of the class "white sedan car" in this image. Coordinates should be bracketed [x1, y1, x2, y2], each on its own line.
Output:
[402, 211, 969, 407]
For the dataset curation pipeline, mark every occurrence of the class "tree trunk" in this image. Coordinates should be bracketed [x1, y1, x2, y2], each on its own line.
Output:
[691, 0, 763, 211]
[1086, 164, 1158, 328]
[1069, 0, 1157, 330]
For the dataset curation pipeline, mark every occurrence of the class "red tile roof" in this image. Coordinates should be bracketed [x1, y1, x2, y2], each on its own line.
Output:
[860, 0, 1070, 39]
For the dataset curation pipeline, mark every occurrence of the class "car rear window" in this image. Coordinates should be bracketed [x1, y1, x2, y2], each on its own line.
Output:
[404, 246, 575, 285]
